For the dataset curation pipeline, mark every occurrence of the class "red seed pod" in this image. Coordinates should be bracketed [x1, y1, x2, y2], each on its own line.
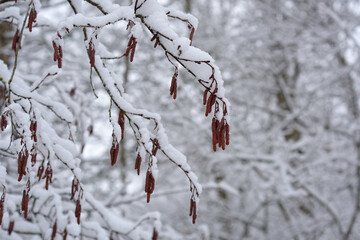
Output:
[8, 221, 14, 235]
[75, 199, 81, 224]
[152, 228, 158, 240]
[135, 153, 141, 175]
[118, 111, 125, 140]
[12, 29, 19, 51]
[1, 114, 7, 131]
[51, 221, 57, 240]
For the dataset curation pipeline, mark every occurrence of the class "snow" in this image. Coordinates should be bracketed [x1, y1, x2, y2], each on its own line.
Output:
[164, 8, 199, 30]
[58, 7, 134, 33]
[0, 59, 10, 83]
[0, 6, 20, 21]
[0, 165, 6, 185]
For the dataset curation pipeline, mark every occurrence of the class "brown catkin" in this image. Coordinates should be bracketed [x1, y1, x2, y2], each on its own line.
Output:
[189, 27, 195, 45]
[135, 153, 141, 175]
[52, 41, 58, 61]
[8, 221, 14, 235]
[0, 204, 3, 226]
[203, 89, 209, 105]
[51, 221, 57, 240]
[152, 228, 158, 240]
[130, 40, 137, 62]
[21, 190, 26, 211]
[1, 115, 7, 131]
[212, 118, 217, 152]
[12, 29, 19, 51]
[24, 193, 29, 219]
[63, 229, 68, 240]
[189, 198, 194, 216]
[75, 199, 81, 224]
[225, 123, 230, 145]
[118, 111, 125, 140]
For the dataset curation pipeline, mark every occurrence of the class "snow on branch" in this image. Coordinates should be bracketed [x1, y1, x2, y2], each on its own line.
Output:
[0, 0, 230, 238]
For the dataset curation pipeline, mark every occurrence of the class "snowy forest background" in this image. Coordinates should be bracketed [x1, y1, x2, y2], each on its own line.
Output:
[1, 0, 360, 239]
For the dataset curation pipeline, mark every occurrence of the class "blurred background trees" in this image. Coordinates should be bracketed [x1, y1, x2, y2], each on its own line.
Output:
[1, 0, 360, 240]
